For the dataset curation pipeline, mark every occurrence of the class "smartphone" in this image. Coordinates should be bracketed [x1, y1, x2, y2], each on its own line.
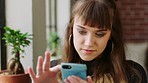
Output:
[61, 63, 87, 81]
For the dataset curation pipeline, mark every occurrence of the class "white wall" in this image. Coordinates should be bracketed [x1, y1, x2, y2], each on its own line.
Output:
[6, 0, 33, 70]
[57, 0, 70, 42]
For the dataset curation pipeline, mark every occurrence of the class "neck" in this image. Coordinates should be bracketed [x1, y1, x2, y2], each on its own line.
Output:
[80, 58, 96, 76]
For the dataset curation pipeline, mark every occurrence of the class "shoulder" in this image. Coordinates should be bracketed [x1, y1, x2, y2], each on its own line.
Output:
[126, 60, 144, 70]
[125, 60, 147, 83]
[50, 59, 61, 67]
[126, 60, 146, 75]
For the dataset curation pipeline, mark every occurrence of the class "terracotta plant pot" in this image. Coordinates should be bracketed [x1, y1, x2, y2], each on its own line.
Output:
[0, 70, 31, 83]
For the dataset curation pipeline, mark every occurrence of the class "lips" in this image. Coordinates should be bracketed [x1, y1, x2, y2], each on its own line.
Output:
[82, 49, 95, 54]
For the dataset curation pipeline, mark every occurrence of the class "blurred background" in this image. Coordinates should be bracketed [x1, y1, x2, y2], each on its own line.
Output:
[0, 0, 147, 74]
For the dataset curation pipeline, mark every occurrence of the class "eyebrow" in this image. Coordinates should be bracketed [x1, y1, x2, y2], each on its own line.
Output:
[76, 25, 108, 31]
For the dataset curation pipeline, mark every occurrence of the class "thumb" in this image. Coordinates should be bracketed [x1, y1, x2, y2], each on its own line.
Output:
[49, 65, 61, 77]
[50, 65, 61, 72]
[87, 76, 93, 83]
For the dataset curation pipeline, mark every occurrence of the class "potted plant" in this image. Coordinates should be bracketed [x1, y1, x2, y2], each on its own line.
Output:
[0, 26, 32, 83]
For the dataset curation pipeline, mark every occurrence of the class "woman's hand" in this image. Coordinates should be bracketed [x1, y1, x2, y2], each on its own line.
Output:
[28, 51, 60, 83]
[64, 75, 94, 83]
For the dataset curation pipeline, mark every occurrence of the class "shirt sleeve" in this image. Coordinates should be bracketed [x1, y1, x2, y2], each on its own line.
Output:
[50, 59, 61, 67]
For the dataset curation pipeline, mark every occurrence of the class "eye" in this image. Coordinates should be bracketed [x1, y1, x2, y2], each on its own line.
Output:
[95, 32, 106, 37]
[78, 29, 87, 35]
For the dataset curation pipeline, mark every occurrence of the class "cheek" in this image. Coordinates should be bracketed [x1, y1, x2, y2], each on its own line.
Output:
[96, 35, 110, 52]
[97, 40, 108, 51]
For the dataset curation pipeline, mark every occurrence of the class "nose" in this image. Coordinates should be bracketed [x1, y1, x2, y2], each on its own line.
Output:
[84, 34, 94, 47]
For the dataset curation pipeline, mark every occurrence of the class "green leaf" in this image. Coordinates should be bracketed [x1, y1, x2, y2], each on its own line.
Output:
[2, 26, 32, 57]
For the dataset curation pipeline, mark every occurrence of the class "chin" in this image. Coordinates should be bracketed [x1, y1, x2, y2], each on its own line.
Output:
[78, 53, 98, 61]
[80, 57, 94, 61]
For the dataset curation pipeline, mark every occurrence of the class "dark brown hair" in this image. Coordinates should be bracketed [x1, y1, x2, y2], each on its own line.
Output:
[146, 47, 148, 72]
[61, 0, 141, 82]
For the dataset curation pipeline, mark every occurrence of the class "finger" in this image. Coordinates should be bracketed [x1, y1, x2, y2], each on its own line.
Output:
[36, 56, 43, 77]
[87, 76, 93, 83]
[67, 75, 82, 83]
[64, 78, 71, 83]
[43, 51, 50, 71]
[50, 65, 61, 72]
[28, 67, 36, 81]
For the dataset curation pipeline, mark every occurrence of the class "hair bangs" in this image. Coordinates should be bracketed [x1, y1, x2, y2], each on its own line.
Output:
[73, 0, 112, 29]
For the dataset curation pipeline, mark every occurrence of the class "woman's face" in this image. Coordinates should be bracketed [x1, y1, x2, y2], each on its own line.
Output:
[73, 17, 111, 61]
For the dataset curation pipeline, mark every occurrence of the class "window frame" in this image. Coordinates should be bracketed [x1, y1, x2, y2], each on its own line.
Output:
[0, 0, 7, 70]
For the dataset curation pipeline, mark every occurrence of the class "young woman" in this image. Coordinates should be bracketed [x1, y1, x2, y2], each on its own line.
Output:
[28, 0, 147, 83]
